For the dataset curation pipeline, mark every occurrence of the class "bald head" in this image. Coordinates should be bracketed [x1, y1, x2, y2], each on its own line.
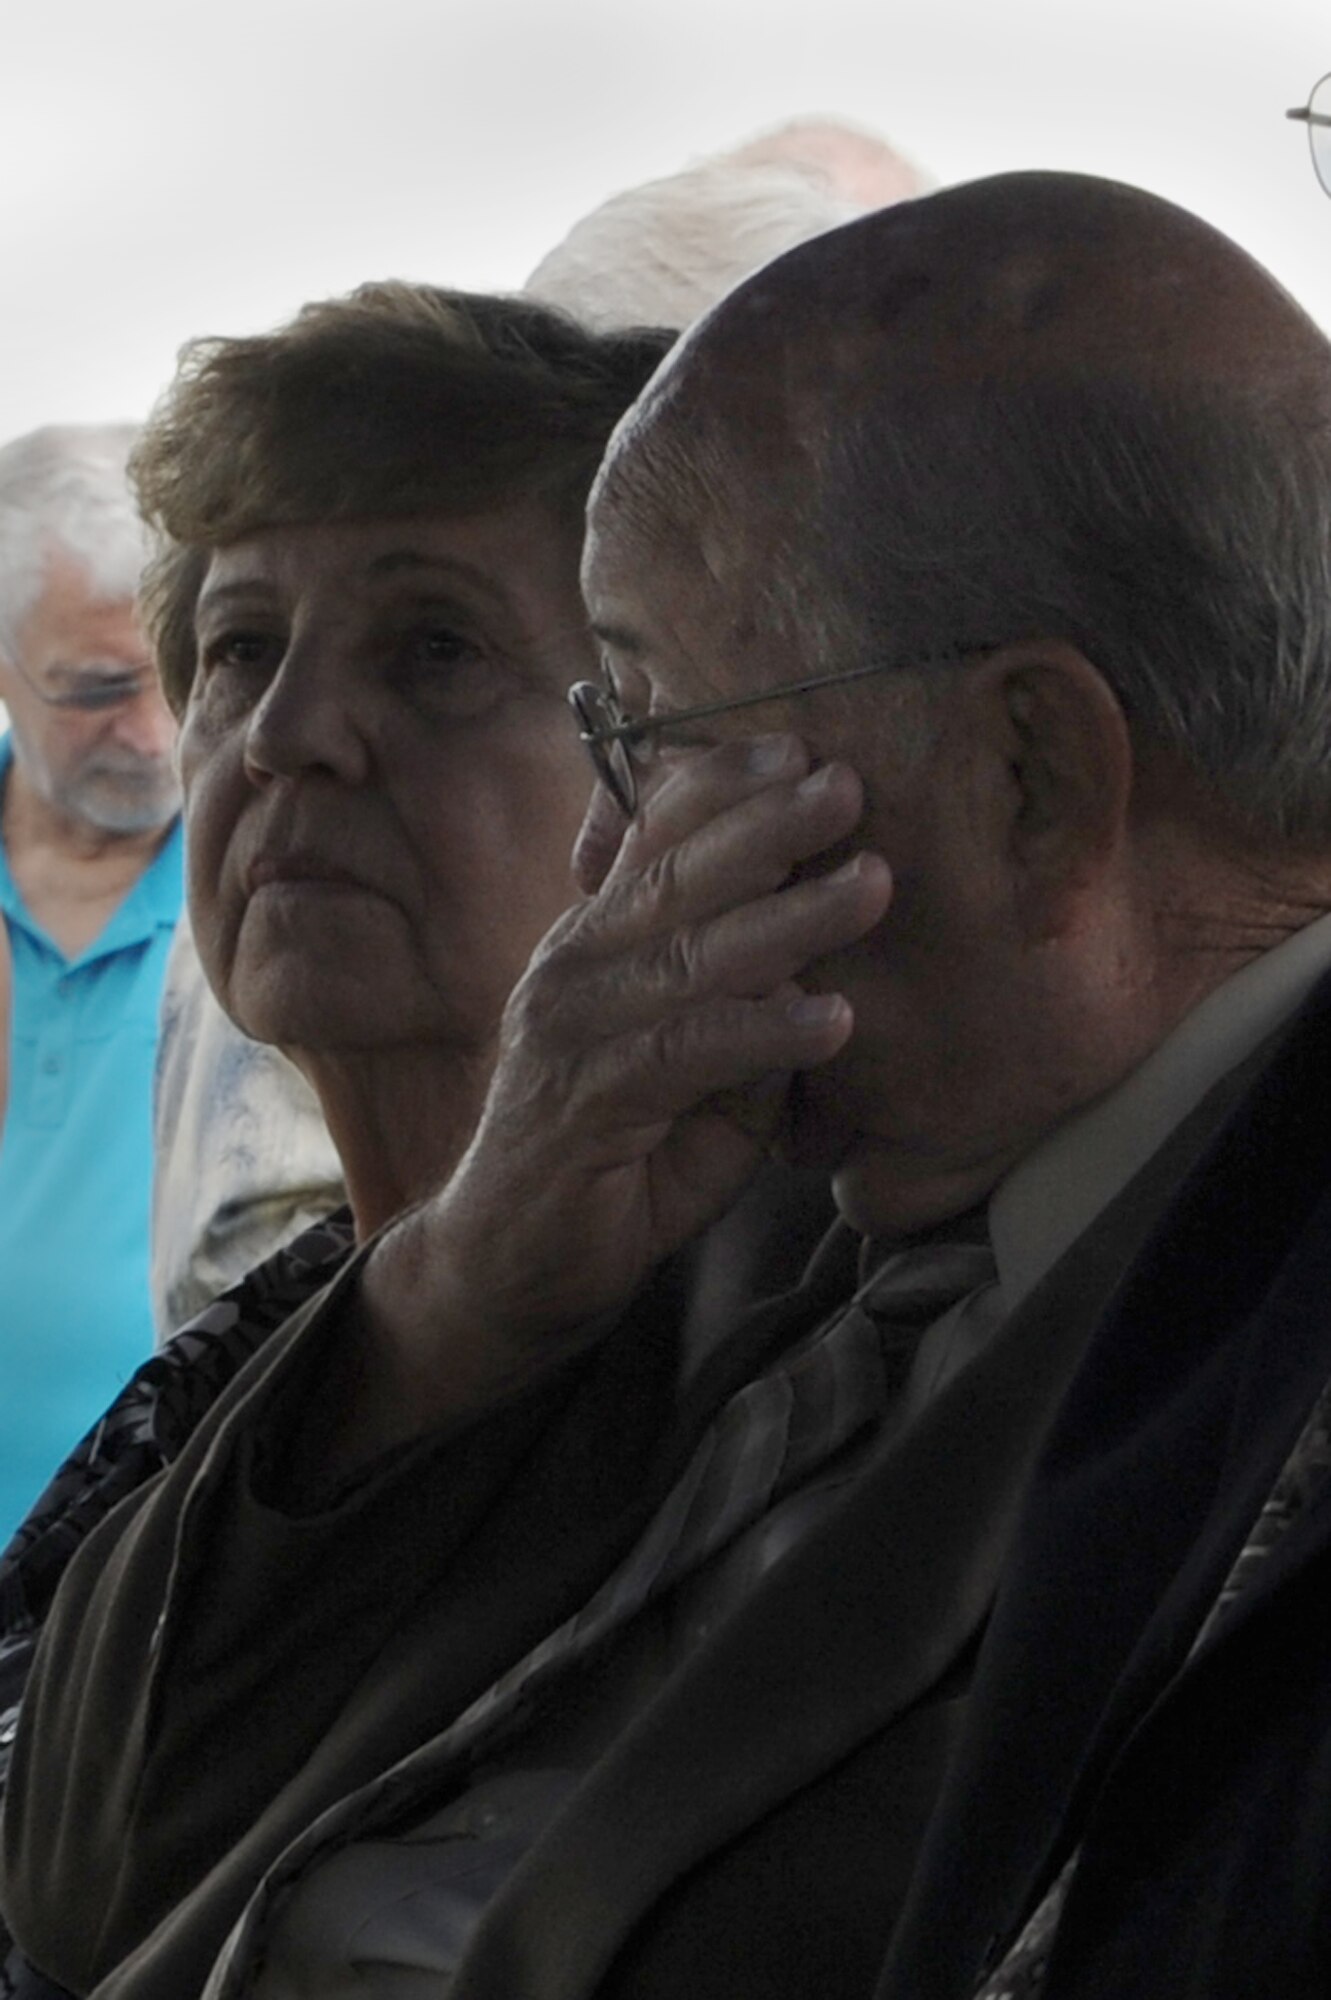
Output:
[721, 117, 927, 210]
[597, 172, 1331, 843]
[694, 170, 1320, 388]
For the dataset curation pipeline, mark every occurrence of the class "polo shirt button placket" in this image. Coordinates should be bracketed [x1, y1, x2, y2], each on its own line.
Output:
[31, 975, 76, 1126]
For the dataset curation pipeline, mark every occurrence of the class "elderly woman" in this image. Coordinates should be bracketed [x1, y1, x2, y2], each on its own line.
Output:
[0, 275, 846, 2000]
[148, 284, 665, 1242]
[0, 282, 654, 1953]
[0, 285, 671, 1557]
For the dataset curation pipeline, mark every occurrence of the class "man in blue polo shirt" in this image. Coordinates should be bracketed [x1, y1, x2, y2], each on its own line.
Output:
[0, 424, 182, 1539]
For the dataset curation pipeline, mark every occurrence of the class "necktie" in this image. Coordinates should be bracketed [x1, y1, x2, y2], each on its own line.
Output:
[406, 1229, 1000, 1766]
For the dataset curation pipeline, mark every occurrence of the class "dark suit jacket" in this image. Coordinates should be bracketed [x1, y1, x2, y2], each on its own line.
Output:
[877, 966, 1331, 2000]
[448, 1053, 1265, 2000]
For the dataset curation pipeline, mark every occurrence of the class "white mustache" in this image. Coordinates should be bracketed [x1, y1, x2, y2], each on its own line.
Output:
[83, 753, 176, 782]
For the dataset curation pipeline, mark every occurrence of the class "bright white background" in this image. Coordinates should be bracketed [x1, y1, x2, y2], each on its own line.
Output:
[2, 0, 1328, 442]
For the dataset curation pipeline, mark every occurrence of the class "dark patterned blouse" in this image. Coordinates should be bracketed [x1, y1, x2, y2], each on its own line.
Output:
[0, 1209, 355, 1800]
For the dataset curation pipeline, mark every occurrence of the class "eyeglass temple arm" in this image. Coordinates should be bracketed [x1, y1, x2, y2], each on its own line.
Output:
[572, 661, 917, 748]
[1287, 106, 1331, 125]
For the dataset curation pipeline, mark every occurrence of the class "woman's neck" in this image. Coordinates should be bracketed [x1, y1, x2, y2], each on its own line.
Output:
[293, 1042, 496, 1240]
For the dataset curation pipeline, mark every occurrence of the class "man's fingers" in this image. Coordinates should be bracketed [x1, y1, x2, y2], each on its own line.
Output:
[560, 984, 855, 1159]
[571, 735, 811, 896]
[571, 780, 632, 894]
[567, 758, 868, 962]
[641, 849, 891, 1006]
[524, 850, 890, 1050]
[620, 733, 810, 867]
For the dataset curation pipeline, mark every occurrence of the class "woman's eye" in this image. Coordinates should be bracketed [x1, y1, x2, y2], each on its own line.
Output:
[405, 625, 480, 669]
[395, 624, 510, 720]
[201, 629, 281, 673]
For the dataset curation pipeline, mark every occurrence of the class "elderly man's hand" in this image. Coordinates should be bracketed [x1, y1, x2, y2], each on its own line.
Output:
[350, 735, 890, 1458]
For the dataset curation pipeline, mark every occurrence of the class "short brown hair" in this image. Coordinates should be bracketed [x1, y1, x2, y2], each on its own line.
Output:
[132, 282, 672, 710]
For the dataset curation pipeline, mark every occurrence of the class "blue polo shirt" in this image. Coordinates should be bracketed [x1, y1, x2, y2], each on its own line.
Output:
[0, 736, 183, 1541]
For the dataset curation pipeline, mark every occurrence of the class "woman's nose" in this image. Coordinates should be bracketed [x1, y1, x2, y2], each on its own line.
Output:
[242, 643, 372, 787]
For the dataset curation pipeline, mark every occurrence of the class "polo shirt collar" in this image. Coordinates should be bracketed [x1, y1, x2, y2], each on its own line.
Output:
[0, 731, 183, 965]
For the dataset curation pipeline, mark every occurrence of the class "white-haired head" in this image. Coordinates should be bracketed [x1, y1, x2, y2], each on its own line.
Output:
[525, 117, 931, 333]
[0, 424, 148, 658]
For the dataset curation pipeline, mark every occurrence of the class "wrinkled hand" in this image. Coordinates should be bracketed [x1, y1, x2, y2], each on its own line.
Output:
[355, 734, 891, 1450]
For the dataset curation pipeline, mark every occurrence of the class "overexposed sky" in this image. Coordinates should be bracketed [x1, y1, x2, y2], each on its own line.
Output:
[2, 0, 1328, 442]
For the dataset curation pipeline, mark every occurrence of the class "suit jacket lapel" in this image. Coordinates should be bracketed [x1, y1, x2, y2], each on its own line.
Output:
[879, 986, 1331, 2000]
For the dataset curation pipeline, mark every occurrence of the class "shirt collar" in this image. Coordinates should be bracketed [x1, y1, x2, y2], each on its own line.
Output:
[989, 907, 1331, 1311]
[127, 813, 185, 933]
[0, 734, 19, 921]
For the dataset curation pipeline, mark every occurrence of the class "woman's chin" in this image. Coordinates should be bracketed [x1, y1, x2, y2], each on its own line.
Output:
[224, 968, 404, 1055]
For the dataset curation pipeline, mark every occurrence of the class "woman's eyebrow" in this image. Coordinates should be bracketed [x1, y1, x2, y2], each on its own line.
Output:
[196, 580, 273, 612]
[364, 549, 509, 608]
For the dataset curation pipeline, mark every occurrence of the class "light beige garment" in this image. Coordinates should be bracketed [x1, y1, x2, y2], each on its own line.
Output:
[150, 917, 344, 1336]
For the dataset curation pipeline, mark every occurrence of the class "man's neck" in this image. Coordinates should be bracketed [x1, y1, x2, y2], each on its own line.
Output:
[2, 760, 173, 960]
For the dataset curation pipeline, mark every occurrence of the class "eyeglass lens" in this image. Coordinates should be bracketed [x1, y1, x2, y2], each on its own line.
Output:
[55, 677, 147, 713]
[13, 655, 150, 713]
[1308, 75, 1331, 195]
[569, 681, 637, 816]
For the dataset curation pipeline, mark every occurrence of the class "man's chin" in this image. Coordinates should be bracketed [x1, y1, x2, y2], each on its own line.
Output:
[771, 1110, 945, 1233]
[828, 1141, 999, 1241]
[773, 1081, 1003, 1235]
[769, 1070, 859, 1172]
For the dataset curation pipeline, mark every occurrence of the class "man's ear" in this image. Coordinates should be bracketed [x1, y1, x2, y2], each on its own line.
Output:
[970, 640, 1133, 929]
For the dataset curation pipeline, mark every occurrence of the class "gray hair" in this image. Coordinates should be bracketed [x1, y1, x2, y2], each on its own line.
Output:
[525, 120, 928, 333]
[0, 424, 148, 657]
[801, 379, 1331, 845]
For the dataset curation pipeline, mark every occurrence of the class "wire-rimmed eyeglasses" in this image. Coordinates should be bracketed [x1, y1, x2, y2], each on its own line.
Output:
[1287, 73, 1331, 197]
[569, 647, 996, 818]
[7, 654, 155, 714]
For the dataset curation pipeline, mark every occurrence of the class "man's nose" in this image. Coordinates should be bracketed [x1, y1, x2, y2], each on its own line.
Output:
[571, 778, 632, 892]
[114, 682, 179, 761]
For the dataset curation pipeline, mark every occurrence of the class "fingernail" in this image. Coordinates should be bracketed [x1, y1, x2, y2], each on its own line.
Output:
[746, 733, 800, 776]
[826, 853, 867, 886]
[795, 763, 838, 800]
[788, 992, 845, 1027]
